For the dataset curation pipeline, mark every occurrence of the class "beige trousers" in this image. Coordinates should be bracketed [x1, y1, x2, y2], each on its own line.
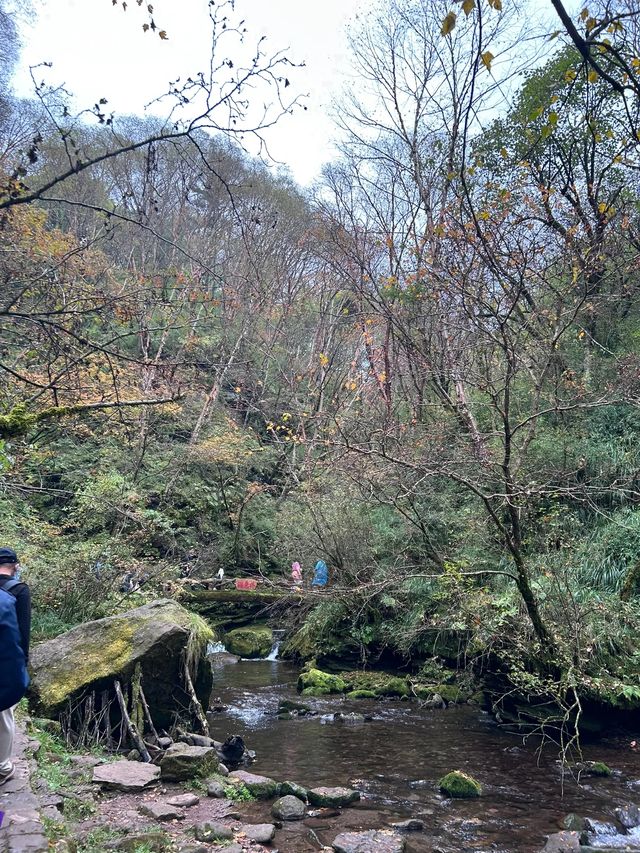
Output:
[0, 706, 15, 772]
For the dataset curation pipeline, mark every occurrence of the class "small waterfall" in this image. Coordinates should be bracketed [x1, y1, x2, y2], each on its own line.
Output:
[265, 629, 285, 661]
[207, 640, 227, 654]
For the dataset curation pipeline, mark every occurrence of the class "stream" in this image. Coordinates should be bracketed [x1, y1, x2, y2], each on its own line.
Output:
[207, 652, 640, 852]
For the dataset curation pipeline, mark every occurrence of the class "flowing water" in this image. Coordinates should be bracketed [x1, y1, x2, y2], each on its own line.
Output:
[207, 654, 640, 852]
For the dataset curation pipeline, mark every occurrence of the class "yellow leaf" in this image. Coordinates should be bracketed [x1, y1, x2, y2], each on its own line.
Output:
[462, 0, 475, 16]
[441, 11, 457, 36]
[500, 147, 508, 158]
[580, 7, 589, 20]
[588, 69, 598, 83]
[565, 69, 577, 82]
[598, 202, 607, 213]
[586, 16, 596, 30]
[481, 51, 494, 70]
[487, 0, 502, 9]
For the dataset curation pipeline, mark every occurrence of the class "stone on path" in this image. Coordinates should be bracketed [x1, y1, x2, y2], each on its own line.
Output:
[105, 832, 169, 851]
[160, 743, 218, 781]
[540, 831, 581, 852]
[194, 821, 233, 842]
[308, 786, 360, 808]
[240, 823, 276, 843]
[272, 794, 306, 821]
[332, 829, 406, 853]
[229, 769, 278, 798]
[206, 779, 226, 798]
[92, 760, 160, 791]
[166, 792, 200, 807]
[138, 801, 185, 821]
[390, 818, 424, 832]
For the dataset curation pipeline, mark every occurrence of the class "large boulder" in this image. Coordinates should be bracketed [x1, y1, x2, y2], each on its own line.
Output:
[29, 600, 213, 728]
[224, 626, 273, 658]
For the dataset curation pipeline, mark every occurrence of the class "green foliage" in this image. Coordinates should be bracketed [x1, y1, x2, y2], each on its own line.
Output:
[224, 781, 254, 802]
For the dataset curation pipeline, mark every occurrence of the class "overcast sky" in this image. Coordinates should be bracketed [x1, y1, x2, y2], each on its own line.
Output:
[11, 0, 576, 186]
[12, 0, 366, 185]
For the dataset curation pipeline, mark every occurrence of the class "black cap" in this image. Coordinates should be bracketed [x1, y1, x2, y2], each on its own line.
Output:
[0, 547, 18, 565]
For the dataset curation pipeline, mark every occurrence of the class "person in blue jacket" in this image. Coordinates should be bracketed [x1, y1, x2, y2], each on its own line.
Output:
[312, 559, 328, 588]
[0, 547, 31, 785]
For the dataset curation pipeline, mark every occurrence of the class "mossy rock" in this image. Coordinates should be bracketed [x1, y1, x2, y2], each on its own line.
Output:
[584, 761, 611, 777]
[414, 683, 472, 704]
[229, 770, 278, 798]
[373, 677, 410, 698]
[224, 626, 273, 658]
[438, 770, 482, 798]
[29, 599, 214, 728]
[297, 669, 346, 696]
[342, 670, 410, 698]
[346, 689, 377, 700]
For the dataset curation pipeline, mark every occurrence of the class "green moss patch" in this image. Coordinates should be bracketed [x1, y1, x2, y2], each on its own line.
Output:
[224, 626, 273, 658]
[439, 770, 482, 798]
[297, 668, 346, 696]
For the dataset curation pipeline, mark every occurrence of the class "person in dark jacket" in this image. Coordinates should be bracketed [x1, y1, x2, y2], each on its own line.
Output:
[0, 546, 31, 784]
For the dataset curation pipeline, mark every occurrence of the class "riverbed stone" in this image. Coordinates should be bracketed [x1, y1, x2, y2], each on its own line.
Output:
[92, 760, 160, 791]
[281, 780, 308, 801]
[332, 829, 406, 852]
[308, 786, 361, 807]
[438, 770, 482, 798]
[540, 831, 581, 852]
[194, 821, 234, 842]
[159, 743, 218, 781]
[390, 819, 424, 832]
[138, 801, 185, 821]
[240, 823, 276, 843]
[229, 769, 278, 798]
[298, 668, 346, 696]
[615, 803, 640, 829]
[272, 794, 306, 820]
[166, 792, 200, 807]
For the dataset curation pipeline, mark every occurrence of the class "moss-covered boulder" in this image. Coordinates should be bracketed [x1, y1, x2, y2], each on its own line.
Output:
[224, 626, 273, 658]
[297, 669, 346, 696]
[342, 671, 410, 698]
[438, 770, 482, 798]
[29, 599, 213, 728]
[414, 684, 472, 704]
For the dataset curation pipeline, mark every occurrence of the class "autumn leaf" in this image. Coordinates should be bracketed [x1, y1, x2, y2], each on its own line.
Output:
[487, 0, 502, 9]
[441, 11, 457, 36]
[588, 69, 599, 83]
[159, 30, 168, 39]
[142, 22, 149, 31]
[462, 0, 475, 16]
[481, 51, 494, 71]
